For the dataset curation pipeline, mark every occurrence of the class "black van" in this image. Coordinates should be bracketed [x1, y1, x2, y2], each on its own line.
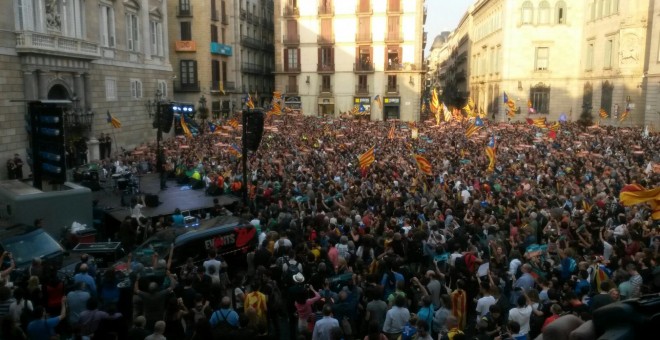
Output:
[113, 215, 257, 274]
[0, 224, 65, 283]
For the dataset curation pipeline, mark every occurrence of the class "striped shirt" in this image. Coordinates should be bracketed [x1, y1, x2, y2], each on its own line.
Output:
[629, 274, 643, 298]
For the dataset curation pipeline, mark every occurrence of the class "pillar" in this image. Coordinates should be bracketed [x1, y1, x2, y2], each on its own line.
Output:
[83, 73, 92, 112]
[37, 70, 49, 99]
[161, 0, 170, 63]
[87, 138, 100, 161]
[23, 71, 38, 100]
[140, 0, 152, 60]
[73, 73, 84, 108]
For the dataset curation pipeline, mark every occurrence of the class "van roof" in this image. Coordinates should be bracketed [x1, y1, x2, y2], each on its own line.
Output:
[173, 215, 248, 247]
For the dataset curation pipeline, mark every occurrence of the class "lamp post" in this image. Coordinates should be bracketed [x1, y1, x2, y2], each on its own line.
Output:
[146, 89, 167, 190]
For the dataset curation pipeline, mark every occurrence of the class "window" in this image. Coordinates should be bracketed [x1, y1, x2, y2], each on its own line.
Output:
[211, 24, 218, 43]
[583, 82, 593, 110]
[285, 48, 299, 70]
[535, 47, 549, 71]
[387, 16, 400, 39]
[100, 5, 116, 47]
[157, 80, 168, 98]
[222, 61, 228, 83]
[556, 1, 566, 24]
[130, 79, 143, 99]
[321, 75, 331, 90]
[522, 1, 533, 24]
[105, 77, 117, 101]
[180, 60, 198, 85]
[530, 84, 550, 114]
[388, 0, 400, 12]
[126, 12, 139, 51]
[179, 0, 191, 12]
[319, 47, 333, 69]
[64, 0, 85, 38]
[180, 22, 192, 40]
[600, 81, 613, 116]
[358, 75, 368, 88]
[538, 1, 550, 24]
[387, 75, 397, 91]
[212, 60, 220, 85]
[604, 38, 614, 68]
[150, 20, 163, 56]
[586, 42, 594, 70]
[15, 0, 37, 31]
[490, 48, 495, 74]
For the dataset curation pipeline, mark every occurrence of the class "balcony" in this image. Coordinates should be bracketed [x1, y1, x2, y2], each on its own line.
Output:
[280, 64, 301, 73]
[211, 10, 219, 21]
[318, 3, 334, 16]
[356, 3, 373, 14]
[355, 32, 372, 43]
[174, 81, 201, 93]
[210, 42, 233, 56]
[386, 84, 399, 93]
[241, 62, 263, 75]
[386, 62, 422, 72]
[177, 4, 192, 17]
[319, 84, 333, 95]
[222, 13, 228, 25]
[385, 32, 403, 43]
[240, 9, 246, 20]
[282, 34, 300, 45]
[283, 6, 299, 17]
[253, 16, 261, 26]
[317, 34, 335, 45]
[286, 84, 299, 94]
[354, 62, 374, 73]
[355, 84, 370, 94]
[15, 31, 100, 59]
[241, 36, 262, 50]
[317, 63, 335, 73]
[247, 13, 253, 24]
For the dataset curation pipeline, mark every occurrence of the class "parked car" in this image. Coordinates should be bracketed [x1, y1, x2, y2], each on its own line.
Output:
[0, 224, 65, 284]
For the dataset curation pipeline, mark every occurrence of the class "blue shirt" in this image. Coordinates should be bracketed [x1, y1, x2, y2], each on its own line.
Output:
[172, 214, 184, 227]
[209, 308, 239, 328]
[73, 273, 97, 296]
[27, 317, 60, 340]
[312, 316, 339, 340]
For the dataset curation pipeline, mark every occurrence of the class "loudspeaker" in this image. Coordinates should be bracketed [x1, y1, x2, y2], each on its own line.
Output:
[245, 110, 265, 151]
[145, 194, 160, 207]
[157, 104, 174, 133]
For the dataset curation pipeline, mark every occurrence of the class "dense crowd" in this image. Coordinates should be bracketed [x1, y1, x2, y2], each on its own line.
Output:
[1, 113, 659, 340]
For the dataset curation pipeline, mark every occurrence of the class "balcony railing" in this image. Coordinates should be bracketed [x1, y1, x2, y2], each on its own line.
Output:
[317, 34, 335, 44]
[210, 81, 220, 92]
[286, 84, 299, 94]
[241, 62, 263, 74]
[282, 34, 300, 45]
[319, 84, 333, 93]
[16, 31, 100, 58]
[385, 32, 403, 43]
[386, 62, 422, 71]
[355, 84, 370, 94]
[356, 2, 373, 14]
[386, 84, 399, 93]
[355, 33, 372, 43]
[177, 4, 192, 16]
[283, 6, 299, 17]
[281, 64, 301, 73]
[317, 63, 335, 73]
[354, 62, 374, 72]
[318, 3, 334, 16]
[174, 81, 201, 93]
[241, 36, 262, 50]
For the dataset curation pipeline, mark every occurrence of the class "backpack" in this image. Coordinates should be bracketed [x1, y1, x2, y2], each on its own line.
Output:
[283, 260, 301, 285]
[213, 309, 236, 331]
[265, 281, 285, 316]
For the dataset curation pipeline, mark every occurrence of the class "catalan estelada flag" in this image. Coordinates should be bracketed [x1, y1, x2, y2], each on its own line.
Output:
[228, 118, 239, 129]
[465, 123, 482, 138]
[374, 95, 383, 109]
[619, 184, 660, 220]
[228, 144, 242, 157]
[599, 108, 608, 118]
[413, 154, 433, 176]
[269, 91, 282, 115]
[485, 134, 496, 172]
[443, 103, 452, 122]
[106, 111, 121, 128]
[358, 146, 375, 170]
[246, 94, 255, 109]
[180, 114, 192, 138]
[594, 264, 612, 292]
[388, 123, 395, 140]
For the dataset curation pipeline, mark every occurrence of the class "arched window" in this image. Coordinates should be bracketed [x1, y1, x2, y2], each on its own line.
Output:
[522, 1, 533, 24]
[556, 1, 567, 24]
[539, 1, 550, 24]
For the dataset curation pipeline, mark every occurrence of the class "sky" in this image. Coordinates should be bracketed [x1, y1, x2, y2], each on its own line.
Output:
[425, 0, 473, 54]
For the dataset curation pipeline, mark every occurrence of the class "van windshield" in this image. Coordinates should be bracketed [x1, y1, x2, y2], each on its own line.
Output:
[3, 230, 62, 267]
[131, 229, 177, 266]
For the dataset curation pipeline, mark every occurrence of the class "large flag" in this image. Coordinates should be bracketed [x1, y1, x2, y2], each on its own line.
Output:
[430, 88, 440, 112]
[106, 111, 121, 128]
[359, 104, 366, 113]
[485, 134, 496, 172]
[443, 103, 452, 122]
[388, 123, 395, 140]
[599, 108, 609, 118]
[506, 93, 516, 117]
[527, 117, 547, 128]
[465, 123, 482, 138]
[619, 184, 660, 220]
[594, 264, 612, 293]
[228, 118, 239, 129]
[358, 146, 375, 170]
[269, 91, 282, 115]
[413, 154, 433, 176]
[181, 114, 192, 138]
[245, 94, 255, 109]
[374, 95, 383, 109]
[350, 106, 359, 115]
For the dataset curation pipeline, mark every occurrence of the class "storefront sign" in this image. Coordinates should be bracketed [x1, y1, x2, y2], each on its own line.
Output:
[175, 40, 197, 52]
[384, 97, 400, 106]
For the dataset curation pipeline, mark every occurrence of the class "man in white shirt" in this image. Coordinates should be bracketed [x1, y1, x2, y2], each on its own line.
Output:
[508, 294, 532, 335]
[475, 284, 496, 321]
[203, 249, 225, 286]
[460, 185, 471, 204]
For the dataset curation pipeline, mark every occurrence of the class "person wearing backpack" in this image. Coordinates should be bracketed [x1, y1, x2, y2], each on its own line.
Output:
[8, 288, 33, 331]
[282, 251, 303, 287]
[209, 296, 239, 329]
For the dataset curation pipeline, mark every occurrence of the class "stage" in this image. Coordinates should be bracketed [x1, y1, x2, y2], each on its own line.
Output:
[91, 172, 240, 223]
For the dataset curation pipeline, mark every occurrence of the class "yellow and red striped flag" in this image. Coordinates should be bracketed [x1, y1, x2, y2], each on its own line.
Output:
[453, 108, 463, 122]
[430, 88, 440, 113]
[619, 108, 630, 122]
[106, 111, 121, 128]
[599, 108, 608, 118]
[413, 154, 433, 176]
[387, 123, 395, 140]
[358, 146, 375, 170]
[547, 122, 560, 132]
[485, 135, 496, 172]
[443, 103, 452, 122]
[465, 124, 482, 138]
[527, 117, 547, 128]
[619, 184, 660, 220]
[269, 91, 282, 115]
[181, 114, 192, 138]
[350, 106, 359, 115]
[228, 118, 239, 129]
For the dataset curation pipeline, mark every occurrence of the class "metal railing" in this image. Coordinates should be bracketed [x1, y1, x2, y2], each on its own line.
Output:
[385, 32, 403, 43]
[354, 62, 374, 72]
[355, 32, 372, 43]
[241, 62, 263, 74]
[318, 3, 334, 15]
[282, 34, 300, 45]
[282, 64, 301, 73]
[317, 34, 335, 44]
[174, 81, 200, 92]
[241, 36, 262, 49]
[177, 4, 192, 16]
[320, 84, 333, 93]
[386, 84, 399, 93]
[355, 84, 370, 94]
[317, 63, 335, 72]
[283, 6, 299, 17]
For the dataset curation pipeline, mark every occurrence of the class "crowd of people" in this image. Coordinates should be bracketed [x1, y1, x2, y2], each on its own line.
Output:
[1, 113, 659, 340]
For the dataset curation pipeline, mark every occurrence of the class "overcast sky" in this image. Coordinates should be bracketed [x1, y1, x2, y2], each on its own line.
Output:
[425, 0, 472, 54]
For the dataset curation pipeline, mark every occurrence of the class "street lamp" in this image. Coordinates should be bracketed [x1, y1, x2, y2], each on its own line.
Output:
[145, 89, 163, 118]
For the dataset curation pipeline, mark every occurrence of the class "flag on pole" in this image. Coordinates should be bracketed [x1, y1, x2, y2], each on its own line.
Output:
[430, 88, 440, 113]
[599, 108, 608, 118]
[358, 146, 375, 170]
[527, 117, 547, 128]
[485, 134, 496, 172]
[443, 103, 452, 122]
[269, 91, 282, 115]
[181, 114, 192, 138]
[475, 116, 484, 127]
[374, 95, 383, 109]
[465, 123, 482, 138]
[619, 184, 660, 220]
[245, 94, 255, 109]
[453, 108, 463, 122]
[359, 104, 366, 113]
[219, 80, 225, 95]
[106, 111, 121, 128]
[503, 92, 509, 104]
[228, 118, 239, 129]
[413, 154, 433, 176]
[388, 123, 395, 140]
[619, 105, 630, 122]
[350, 106, 359, 115]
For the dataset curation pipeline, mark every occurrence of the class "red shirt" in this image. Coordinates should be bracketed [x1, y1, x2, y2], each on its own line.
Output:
[542, 314, 560, 331]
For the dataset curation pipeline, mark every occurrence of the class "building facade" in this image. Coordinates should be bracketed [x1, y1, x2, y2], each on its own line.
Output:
[273, 0, 427, 121]
[0, 0, 172, 180]
[168, 0, 274, 117]
[433, 0, 659, 129]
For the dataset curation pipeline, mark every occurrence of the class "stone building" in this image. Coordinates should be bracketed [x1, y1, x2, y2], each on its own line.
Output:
[433, 0, 659, 129]
[273, 0, 428, 121]
[0, 0, 172, 180]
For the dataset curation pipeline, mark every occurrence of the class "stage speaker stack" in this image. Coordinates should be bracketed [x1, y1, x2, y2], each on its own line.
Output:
[245, 110, 265, 151]
[156, 103, 174, 133]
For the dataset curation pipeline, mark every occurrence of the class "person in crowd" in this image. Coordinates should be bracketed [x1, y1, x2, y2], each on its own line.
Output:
[26, 297, 66, 340]
[312, 304, 339, 340]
